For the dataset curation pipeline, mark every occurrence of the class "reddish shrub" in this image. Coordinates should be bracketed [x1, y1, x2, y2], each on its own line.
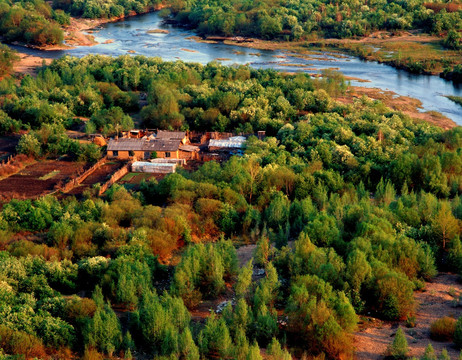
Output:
[424, 2, 462, 12]
[65, 297, 97, 320]
[430, 316, 456, 341]
[0, 325, 46, 358]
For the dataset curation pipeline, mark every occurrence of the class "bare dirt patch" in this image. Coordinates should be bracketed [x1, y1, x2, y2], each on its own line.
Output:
[0, 160, 85, 201]
[236, 244, 256, 267]
[66, 161, 124, 196]
[354, 273, 462, 360]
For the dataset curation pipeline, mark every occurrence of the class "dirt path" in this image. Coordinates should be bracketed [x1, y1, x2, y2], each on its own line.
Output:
[354, 273, 462, 359]
[236, 244, 256, 267]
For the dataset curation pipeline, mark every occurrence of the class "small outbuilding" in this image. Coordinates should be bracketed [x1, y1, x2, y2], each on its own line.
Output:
[208, 136, 246, 152]
[132, 161, 177, 174]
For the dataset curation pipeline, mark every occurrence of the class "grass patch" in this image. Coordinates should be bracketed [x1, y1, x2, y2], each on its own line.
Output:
[39, 170, 60, 180]
[121, 173, 138, 181]
[327, 39, 462, 75]
[446, 96, 462, 107]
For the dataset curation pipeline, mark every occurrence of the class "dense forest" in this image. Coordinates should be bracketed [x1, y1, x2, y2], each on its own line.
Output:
[53, 0, 160, 19]
[167, 0, 462, 40]
[0, 56, 461, 358]
[0, 44, 18, 77]
[0, 0, 67, 46]
[1, 0, 461, 51]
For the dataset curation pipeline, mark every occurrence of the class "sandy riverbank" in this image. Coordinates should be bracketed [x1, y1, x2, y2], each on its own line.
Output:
[13, 53, 53, 76]
[336, 86, 457, 130]
[63, 6, 166, 48]
[218, 31, 440, 52]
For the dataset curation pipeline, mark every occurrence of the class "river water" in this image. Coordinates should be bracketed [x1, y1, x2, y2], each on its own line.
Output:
[11, 12, 462, 124]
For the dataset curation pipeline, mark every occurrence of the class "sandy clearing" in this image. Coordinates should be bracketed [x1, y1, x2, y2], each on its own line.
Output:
[13, 53, 52, 76]
[355, 273, 462, 360]
[236, 244, 256, 267]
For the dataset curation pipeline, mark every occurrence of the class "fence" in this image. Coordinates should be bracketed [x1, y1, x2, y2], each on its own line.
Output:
[98, 163, 130, 196]
[0, 154, 34, 178]
[59, 156, 108, 193]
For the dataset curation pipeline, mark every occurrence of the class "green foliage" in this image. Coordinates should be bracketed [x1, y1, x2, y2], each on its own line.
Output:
[162, 0, 462, 40]
[198, 314, 232, 358]
[54, 0, 159, 19]
[0, 252, 77, 351]
[421, 344, 437, 360]
[172, 240, 238, 307]
[0, 0, 64, 46]
[87, 107, 134, 136]
[137, 289, 190, 356]
[375, 268, 415, 320]
[16, 123, 101, 160]
[84, 301, 122, 356]
[0, 45, 19, 78]
[235, 260, 253, 300]
[285, 274, 357, 358]
[443, 30, 462, 50]
[1, 55, 461, 360]
[388, 327, 408, 359]
[455, 317, 462, 348]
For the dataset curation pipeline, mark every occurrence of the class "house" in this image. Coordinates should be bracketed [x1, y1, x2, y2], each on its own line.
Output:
[107, 138, 182, 160]
[107, 131, 199, 160]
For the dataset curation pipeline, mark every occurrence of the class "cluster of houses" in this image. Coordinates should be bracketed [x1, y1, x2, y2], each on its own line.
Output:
[106, 130, 252, 174]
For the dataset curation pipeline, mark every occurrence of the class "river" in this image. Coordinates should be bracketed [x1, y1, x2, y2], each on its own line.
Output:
[10, 12, 462, 124]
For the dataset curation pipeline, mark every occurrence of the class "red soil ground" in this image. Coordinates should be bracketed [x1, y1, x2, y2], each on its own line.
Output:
[0, 160, 85, 201]
[66, 161, 124, 196]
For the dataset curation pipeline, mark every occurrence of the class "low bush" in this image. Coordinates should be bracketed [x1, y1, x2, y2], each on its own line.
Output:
[430, 316, 456, 341]
[0, 325, 46, 358]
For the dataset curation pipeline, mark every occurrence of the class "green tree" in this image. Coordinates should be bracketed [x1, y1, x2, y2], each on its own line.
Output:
[388, 327, 408, 359]
[432, 201, 459, 250]
[455, 317, 462, 348]
[179, 328, 200, 360]
[84, 303, 122, 356]
[246, 341, 263, 360]
[421, 344, 437, 360]
[444, 30, 462, 50]
[235, 260, 253, 299]
[17, 133, 41, 158]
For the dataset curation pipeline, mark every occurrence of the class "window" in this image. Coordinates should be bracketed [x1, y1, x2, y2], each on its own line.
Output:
[113, 151, 118, 157]
[165, 152, 171, 158]
[129, 151, 135, 157]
